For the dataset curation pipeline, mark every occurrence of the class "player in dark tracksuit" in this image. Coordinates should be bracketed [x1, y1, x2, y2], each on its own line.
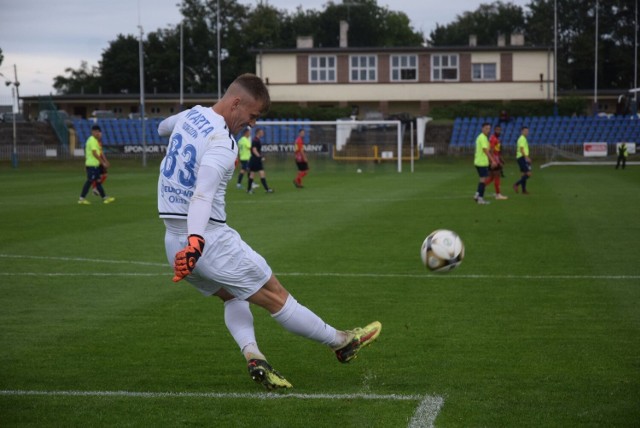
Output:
[247, 128, 273, 193]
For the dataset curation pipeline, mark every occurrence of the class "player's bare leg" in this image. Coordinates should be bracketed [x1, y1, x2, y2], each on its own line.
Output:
[248, 275, 382, 362]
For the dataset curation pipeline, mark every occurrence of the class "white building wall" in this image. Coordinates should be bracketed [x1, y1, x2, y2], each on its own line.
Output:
[259, 54, 297, 83]
[268, 82, 549, 102]
[258, 49, 554, 104]
[512, 52, 549, 81]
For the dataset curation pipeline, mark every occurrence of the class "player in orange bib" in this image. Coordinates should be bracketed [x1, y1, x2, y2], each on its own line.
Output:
[293, 129, 309, 188]
[485, 124, 508, 200]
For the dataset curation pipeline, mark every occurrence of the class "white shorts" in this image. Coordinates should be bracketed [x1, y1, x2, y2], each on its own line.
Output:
[164, 219, 272, 300]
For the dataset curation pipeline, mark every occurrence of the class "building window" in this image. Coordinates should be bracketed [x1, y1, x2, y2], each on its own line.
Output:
[309, 55, 337, 82]
[390, 55, 417, 81]
[432, 54, 459, 81]
[350, 55, 377, 82]
[472, 63, 497, 81]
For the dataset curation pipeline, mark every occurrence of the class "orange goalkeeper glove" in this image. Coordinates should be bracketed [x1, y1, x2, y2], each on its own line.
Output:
[172, 234, 205, 282]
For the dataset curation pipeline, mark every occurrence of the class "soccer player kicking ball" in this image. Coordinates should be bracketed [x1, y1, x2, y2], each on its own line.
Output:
[157, 73, 381, 390]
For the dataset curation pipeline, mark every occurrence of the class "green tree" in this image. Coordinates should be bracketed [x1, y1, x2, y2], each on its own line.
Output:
[243, 2, 286, 49]
[100, 34, 142, 93]
[429, 1, 526, 46]
[302, 0, 423, 48]
[52, 61, 101, 94]
[145, 27, 181, 93]
[51, 0, 426, 95]
[280, 7, 323, 48]
[526, 0, 637, 91]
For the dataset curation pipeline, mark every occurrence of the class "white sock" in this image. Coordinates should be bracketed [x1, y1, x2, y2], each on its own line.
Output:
[224, 299, 264, 360]
[271, 295, 341, 347]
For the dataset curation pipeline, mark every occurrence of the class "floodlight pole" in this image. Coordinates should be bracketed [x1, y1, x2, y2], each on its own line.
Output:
[634, 0, 638, 114]
[593, 0, 599, 115]
[217, 0, 222, 100]
[2, 66, 20, 168]
[396, 121, 402, 173]
[13, 64, 20, 115]
[180, 19, 184, 111]
[553, 0, 558, 116]
[139, 25, 147, 167]
[11, 85, 18, 168]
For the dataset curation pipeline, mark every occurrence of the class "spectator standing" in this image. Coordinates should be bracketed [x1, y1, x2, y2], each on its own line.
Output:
[615, 142, 628, 169]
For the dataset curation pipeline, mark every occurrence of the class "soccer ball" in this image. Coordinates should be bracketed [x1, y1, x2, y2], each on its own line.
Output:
[420, 229, 465, 272]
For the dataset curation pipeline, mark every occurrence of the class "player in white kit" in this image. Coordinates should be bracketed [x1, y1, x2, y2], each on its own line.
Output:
[157, 73, 381, 390]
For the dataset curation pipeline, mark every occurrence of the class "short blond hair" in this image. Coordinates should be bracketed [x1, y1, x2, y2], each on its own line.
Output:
[230, 73, 271, 114]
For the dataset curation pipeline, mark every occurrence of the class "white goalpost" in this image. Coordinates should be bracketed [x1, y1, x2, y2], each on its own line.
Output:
[254, 119, 406, 172]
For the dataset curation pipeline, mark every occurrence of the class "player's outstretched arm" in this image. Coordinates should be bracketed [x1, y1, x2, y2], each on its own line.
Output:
[158, 112, 184, 137]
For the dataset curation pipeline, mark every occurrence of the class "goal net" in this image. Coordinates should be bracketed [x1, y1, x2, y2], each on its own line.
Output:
[254, 119, 412, 172]
[540, 143, 638, 168]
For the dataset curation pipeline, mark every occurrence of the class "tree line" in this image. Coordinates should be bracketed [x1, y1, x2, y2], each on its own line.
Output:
[44, 0, 639, 96]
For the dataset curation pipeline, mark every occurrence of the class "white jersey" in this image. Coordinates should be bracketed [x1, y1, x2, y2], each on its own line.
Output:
[157, 105, 238, 236]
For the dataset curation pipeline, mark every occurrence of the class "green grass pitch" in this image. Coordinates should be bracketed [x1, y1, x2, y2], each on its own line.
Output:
[0, 157, 639, 427]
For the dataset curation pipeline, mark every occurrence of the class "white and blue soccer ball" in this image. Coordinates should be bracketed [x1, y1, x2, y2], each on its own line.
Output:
[421, 229, 465, 272]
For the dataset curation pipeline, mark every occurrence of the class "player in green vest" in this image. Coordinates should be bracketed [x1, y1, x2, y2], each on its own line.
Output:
[236, 128, 253, 188]
[513, 126, 532, 194]
[78, 125, 115, 204]
[615, 142, 628, 169]
[473, 122, 496, 205]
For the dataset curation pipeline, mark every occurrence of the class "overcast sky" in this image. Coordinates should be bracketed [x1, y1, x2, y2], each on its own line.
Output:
[0, 0, 531, 100]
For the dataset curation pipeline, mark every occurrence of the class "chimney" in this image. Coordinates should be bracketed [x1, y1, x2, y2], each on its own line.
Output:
[296, 36, 314, 49]
[339, 20, 349, 48]
[469, 34, 477, 46]
[497, 34, 506, 47]
[510, 33, 524, 46]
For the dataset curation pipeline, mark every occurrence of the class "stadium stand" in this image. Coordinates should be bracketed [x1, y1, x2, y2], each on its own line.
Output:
[450, 115, 640, 148]
[257, 118, 311, 144]
[72, 118, 169, 146]
[71, 118, 312, 146]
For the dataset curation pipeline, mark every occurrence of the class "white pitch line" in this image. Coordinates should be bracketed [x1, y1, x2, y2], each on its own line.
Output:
[0, 389, 443, 428]
[409, 395, 445, 428]
[0, 273, 167, 277]
[0, 389, 425, 401]
[0, 254, 166, 267]
[0, 272, 638, 280]
[231, 195, 470, 204]
[277, 272, 640, 280]
[1, 271, 639, 280]
[1, 254, 638, 280]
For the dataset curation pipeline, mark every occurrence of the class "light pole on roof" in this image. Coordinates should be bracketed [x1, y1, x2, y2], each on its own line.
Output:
[1, 65, 20, 168]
